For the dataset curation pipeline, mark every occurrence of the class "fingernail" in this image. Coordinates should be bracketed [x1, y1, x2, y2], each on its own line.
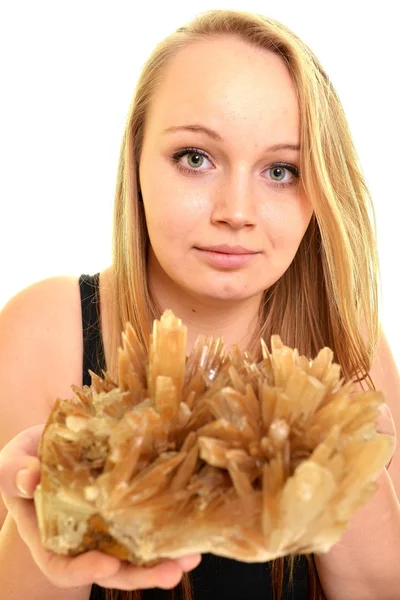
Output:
[16, 468, 30, 497]
[378, 403, 390, 417]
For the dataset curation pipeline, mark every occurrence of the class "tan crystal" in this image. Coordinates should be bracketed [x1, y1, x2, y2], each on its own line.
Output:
[34, 310, 394, 564]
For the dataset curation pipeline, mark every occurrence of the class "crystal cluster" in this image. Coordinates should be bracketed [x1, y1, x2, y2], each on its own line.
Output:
[34, 310, 393, 564]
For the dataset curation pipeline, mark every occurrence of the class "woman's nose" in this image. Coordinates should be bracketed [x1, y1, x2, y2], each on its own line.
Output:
[210, 179, 257, 230]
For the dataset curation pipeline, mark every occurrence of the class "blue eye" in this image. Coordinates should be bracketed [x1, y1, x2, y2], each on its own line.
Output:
[171, 147, 300, 189]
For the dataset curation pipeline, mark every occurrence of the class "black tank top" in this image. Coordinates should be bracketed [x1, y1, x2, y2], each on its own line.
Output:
[80, 273, 310, 599]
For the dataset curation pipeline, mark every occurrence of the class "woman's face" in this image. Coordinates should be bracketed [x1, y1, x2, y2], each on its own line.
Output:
[139, 36, 313, 305]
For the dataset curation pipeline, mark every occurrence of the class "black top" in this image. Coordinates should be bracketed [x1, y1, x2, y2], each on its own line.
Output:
[80, 273, 310, 599]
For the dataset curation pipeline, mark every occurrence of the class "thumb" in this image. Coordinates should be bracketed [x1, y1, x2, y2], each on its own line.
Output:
[376, 403, 396, 437]
[0, 424, 45, 499]
[375, 403, 397, 471]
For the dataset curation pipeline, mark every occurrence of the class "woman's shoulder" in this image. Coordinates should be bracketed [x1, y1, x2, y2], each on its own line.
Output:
[0, 273, 99, 406]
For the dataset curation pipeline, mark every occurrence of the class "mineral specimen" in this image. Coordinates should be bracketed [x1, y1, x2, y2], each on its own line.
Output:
[34, 310, 394, 565]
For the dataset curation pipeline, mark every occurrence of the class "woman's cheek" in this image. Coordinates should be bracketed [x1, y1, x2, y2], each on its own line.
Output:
[262, 202, 310, 244]
[147, 207, 187, 248]
[160, 197, 206, 240]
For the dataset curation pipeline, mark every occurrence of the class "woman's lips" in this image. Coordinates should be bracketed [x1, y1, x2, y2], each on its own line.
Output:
[194, 247, 259, 268]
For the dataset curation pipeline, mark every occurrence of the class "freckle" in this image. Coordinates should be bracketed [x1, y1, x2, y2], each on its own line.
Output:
[192, 309, 196, 313]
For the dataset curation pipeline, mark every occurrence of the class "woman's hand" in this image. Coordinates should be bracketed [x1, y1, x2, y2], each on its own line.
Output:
[375, 402, 397, 476]
[0, 424, 201, 590]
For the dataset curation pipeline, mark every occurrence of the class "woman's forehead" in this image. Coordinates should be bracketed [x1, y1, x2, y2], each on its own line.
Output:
[146, 39, 299, 145]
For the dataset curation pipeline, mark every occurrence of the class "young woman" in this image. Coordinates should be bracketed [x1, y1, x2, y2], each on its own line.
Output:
[0, 9, 399, 600]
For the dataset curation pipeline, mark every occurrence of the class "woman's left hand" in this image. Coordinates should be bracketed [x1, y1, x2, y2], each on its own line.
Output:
[375, 402, 397, 476]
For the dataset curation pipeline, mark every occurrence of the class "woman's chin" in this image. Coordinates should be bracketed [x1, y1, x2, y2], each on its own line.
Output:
[192, 286, 263, 305]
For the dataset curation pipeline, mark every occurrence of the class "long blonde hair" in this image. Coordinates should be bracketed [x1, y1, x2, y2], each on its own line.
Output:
[97, 8, 381, 600]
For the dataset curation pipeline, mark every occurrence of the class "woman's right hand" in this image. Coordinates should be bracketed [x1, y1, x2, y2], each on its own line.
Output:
[0, 424, 201, 590]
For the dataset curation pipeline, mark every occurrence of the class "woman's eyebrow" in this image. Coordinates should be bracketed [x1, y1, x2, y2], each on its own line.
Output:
[162, 123, 300, 152]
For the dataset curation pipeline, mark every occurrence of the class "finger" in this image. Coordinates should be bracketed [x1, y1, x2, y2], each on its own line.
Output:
[0, 424, 45, 498]
[93, 559, 185, 590]
[0, 424, 46, 462]
[16, 462, 42, 497]
[376, 403, 396, 437]
[175, 554, 202, 571]
[44, 547, 121, 588]
[0, 455, 41, 498]
[93, 554, 202, 591]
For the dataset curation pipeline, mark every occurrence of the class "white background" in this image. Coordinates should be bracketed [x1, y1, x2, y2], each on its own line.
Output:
[1, 1, 399, 365]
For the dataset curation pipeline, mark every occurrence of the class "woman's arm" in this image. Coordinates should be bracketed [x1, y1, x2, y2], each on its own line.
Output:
[314, 469, 400, 600]
[315, 328, 400, 599]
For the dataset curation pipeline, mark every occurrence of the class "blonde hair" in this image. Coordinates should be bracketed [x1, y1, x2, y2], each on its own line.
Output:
[98, 8, 381, 600]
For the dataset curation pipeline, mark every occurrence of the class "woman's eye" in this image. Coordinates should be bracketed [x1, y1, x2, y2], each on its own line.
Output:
[171, 148, 299, 188]
[172, 149, 211, 172]
[187, 153, 209, 169]
[268, 166, 294, 183]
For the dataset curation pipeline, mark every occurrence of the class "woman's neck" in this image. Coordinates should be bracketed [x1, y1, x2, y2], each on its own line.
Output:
[148, 271, 263, 356]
